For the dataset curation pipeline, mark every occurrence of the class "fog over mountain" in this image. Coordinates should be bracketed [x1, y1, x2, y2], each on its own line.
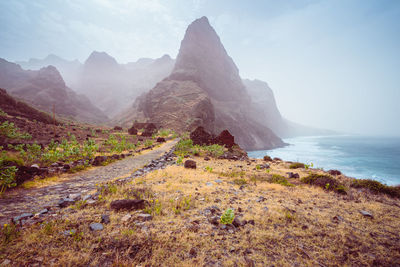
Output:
[1, 0, 399, 136]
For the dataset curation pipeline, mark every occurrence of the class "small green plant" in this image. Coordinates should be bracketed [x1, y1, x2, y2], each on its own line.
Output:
[144, 199, 163, 216]
[176, 156, 183, 165]
[205, 166, 213, 173]
[172, 195, 192, 215]
[72, 200, 87, 210]
[325, 183, 330, 190]
[304, 163, 314, 170]
[256, 164, 261, 170]
[220, 208, 235, 224]
[0, 108, 8, 117]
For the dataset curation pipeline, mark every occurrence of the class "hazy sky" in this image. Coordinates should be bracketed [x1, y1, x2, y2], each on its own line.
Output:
[1, 0, 399, 136]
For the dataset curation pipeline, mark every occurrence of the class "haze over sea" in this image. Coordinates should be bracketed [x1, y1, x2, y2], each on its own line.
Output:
[249, 135, 400, 186]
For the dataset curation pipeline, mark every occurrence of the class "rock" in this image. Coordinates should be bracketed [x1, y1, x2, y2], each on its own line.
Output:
[263, 155, 272, 162]
[359, 210, 373, 218]
[190, 126, 214, 146]
[1, 259, 11, 265]
[156, 137, 166, 143]
[184, 160, 196, 169]
[215, 179, 223, 184]
[328, 169, 342, 176]
[110, 199, 147, 211]
[273, 157, 282, 161]
[82, 194, 92, 201]
[287, 172, 300, 179]
[13, 213, 33, 223]
[189, 247, 198, 258]
[93, 155, 107, 166]
[58, 198, 75, 208]
[113, 126, 123, 131]
[68, 193, 82, 201]
[332, 215, 344, 223]
[63, 164, 71, 170]
[90, 223, 104, 231]
[263, 206, 269, 212]
[38, 209, 48, 215]
[31, 164, 40, 169]
[244, 256, 255, 267]
[258, 164, 270, 169]
[121, 214, 132, 222]
[209, 216, 220, 226]
[214, 130, 236, 148]
[256, 196, 266, 202]
[232, 217, 246, 228]
[128, 126, 138, 135]
[206, 182, 213, 187]
[101, 214, 110, 224]
[204, 156, 210, 161]
[137, 213, 152, 221]
[63, 229, 76, 236]
[247, 220, 255, 225]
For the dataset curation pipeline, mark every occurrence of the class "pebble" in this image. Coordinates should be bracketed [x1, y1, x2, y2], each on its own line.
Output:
[63, 229, 76, 236]
[1, 259, 11, 265]
[121, 214, 132, 222]
[215, 179, 223, 184]
[206, 182, 213, 186]
[137, 213, 152, 221]
[89, 223, 104, 231]
[101, 214, 110, 224]
[359, 210, 373, 218]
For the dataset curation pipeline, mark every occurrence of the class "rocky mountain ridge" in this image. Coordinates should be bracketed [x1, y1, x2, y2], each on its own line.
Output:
[0, 58, 107, 123]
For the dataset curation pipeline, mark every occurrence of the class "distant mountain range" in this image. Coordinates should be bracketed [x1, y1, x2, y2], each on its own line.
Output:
[0, 58, 107, 123]
[17, 52, 175, 117]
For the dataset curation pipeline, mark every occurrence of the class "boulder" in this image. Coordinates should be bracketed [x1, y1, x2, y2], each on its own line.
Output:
[328, 169, 342, 176]
[110, 199, 147, 211]
[113, 126, 123, 131]
[156, 137, 166, 143]
[190, 126, 213, 146]
[184, 160, 197, 169]
[93, 156, 107, 166]
[128, 126, 138, 135]
[263, 155, 272, 162]
[214, 130, 236, 148]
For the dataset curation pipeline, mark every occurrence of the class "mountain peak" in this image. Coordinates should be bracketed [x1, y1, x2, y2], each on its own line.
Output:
[172, 16, 247, 101]
[35, 65, 66, 88]
[85, 51, 118, 67]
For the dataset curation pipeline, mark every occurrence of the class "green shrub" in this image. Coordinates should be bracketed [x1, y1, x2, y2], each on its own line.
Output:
[0, 108, 7, 117]
[289, 162, 305, 169]
[220, 208, 235, 224]
[174, 139, 193, 156]
[351, 179, 400, 198]
[0, 148, 18, 194]
[301, 174, 347, 194]
[0, 121, 31, 139]
[270, 174, 294, 187]
[202, 144, 225, 158]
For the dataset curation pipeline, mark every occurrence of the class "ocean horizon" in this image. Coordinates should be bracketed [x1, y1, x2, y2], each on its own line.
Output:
[248, 135, 400, 186]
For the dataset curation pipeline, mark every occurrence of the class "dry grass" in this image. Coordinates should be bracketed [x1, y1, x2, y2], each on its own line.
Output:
[1, 157, 400, 266]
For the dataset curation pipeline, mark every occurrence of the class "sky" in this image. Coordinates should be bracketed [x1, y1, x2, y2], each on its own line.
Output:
[1, 0, 399, 136]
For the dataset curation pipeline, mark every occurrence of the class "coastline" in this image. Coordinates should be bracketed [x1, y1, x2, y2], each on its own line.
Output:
[248, 135, 400, 186]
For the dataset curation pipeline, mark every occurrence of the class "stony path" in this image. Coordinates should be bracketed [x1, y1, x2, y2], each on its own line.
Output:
[0, 139, 178, 225]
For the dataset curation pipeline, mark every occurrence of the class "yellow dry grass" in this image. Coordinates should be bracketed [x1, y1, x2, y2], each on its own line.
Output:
[1, 157, 399, 266]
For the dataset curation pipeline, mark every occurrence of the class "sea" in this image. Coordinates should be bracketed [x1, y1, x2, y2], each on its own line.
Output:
[248, 135, 400, 186]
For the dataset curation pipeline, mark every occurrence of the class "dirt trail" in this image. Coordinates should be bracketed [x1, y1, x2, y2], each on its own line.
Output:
[0, 139, 178, 225]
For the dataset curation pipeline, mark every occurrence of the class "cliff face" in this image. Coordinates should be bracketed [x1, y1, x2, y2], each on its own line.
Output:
[117, 17, 285, 150]
[0, 59, 108, 123]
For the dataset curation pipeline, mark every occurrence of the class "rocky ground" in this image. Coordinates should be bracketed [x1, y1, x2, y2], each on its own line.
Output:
[0, 139, 178, 226]
[1, 146, 399, 266]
